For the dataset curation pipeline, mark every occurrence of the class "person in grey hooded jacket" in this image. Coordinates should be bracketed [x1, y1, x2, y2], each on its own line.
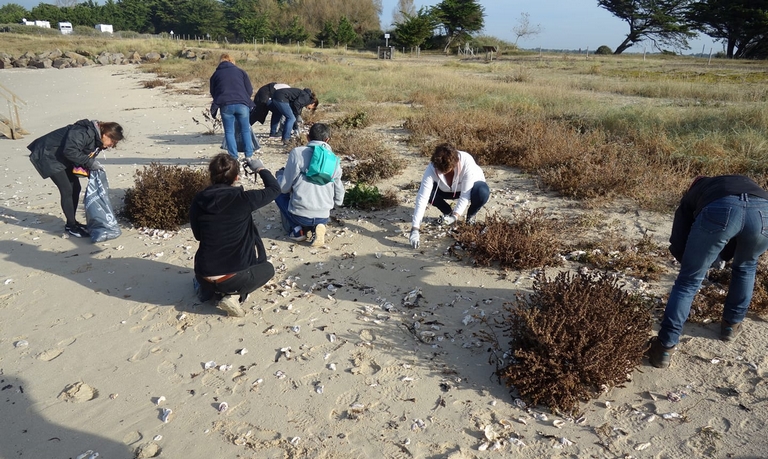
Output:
[28, 119, 124, 238]
[275, 123, 344, 247]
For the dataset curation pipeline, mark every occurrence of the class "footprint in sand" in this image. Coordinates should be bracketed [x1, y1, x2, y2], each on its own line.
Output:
[122, 431, 143, 445]
[36, 348, 64, 361]
[157, 360, 183, 384]
[58, 381, 98, 402]
[129, 342, 162, 362]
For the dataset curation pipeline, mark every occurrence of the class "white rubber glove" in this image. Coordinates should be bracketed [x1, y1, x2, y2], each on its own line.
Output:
[90, 161, 104, 171]
[409, 229, 420, 249]
[440, 214, 457, 226]
[245, 157, 264, 172]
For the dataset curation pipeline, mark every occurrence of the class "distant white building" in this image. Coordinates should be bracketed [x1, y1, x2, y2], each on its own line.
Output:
[22, 18, 51, 28]
[58, 22, 73, 34]
[95, 24, 113, 34]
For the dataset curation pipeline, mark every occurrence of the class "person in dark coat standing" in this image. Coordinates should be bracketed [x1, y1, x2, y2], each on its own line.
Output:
[210, 53, 255, 159]
[250, 82, 290, 125]
[267, 87, 317, 145]
[649, 175, 768, 368]
[190, 153, 280, 317]
[27, 119, 124, 238]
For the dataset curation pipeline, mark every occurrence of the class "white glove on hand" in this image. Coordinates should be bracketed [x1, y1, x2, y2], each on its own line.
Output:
[245, 157, 264, 172]
[90, 161, 104, 171]
[440, 214, 457, 226]
[409, 229, 420, 249]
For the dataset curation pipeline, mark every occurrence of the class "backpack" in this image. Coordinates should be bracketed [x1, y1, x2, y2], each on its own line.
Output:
[305, 144, 338, 185]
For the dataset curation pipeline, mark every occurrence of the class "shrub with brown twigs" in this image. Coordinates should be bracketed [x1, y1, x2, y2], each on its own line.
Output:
[123, 163, 209, 230]
[500, 270, 653, 415]
[569, 234, 668, 281]
[452, 210, 563, 270]
[333, 130, 404, 184]
[688, 259, 768, 323]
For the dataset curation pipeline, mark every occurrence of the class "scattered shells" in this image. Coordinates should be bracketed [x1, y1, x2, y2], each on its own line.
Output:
[402, 288, 422, 307]
[280, 347, 292, 359]
[291, 325, 301, 333]
[290, 437, 301, 446]
[533, 412, 548, 421]
[662, 412, 681, 420]
[411, 418, 426, 431]
[204, 360, 216, 370]
[315, 384, 324, 394]
[553, 419, 565, 428]
[161, 408, 172, 423]
[76, 451, 99, 459]
[478, 442, 489, 451]
[328, 363, 337, 371]
[516, 417, 528, 425]
[237, 348, 248, 355]
[218, 364, 232, 372]
[645, 414, 657, 423]
[560, 437, 573, 446]
[635, 442, 652, 451]
[218, 402, 228, 413]
[14, 340, 29, 348]
[153, 435, 162, 441]
[109, 393, 118, 400]
[328, 333, 336, 343]
[155, 396, 166, 405]
[274, 370, 286, 379]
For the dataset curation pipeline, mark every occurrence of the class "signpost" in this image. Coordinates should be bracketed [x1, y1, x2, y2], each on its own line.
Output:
[384, 33, 390, 48]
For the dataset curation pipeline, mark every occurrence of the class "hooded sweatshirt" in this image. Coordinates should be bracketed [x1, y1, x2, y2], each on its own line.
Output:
[412, 150, 485, 228]
[190, 170, 280, 277]
[277, 140, 344, 218]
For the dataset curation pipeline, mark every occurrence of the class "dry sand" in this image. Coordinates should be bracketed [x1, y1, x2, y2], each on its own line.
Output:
[1, 64, 767, 459]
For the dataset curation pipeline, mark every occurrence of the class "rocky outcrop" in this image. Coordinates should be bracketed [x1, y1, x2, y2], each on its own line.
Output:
[0, 48, 196, 70]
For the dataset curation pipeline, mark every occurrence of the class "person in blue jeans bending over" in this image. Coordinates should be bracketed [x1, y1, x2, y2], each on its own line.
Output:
[267, 87, 318, 145]
[409, 143, 490, 249]
[210, 53, 256, 159]
[275, 123, 344, 247]
[649, 175, 768, 368]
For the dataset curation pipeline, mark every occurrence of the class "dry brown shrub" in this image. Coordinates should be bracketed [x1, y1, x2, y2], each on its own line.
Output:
[123, 163, 209, 230]
[688, 259, 768, 323]
[569, 234, 668, 281]
[333, 130, 404, 184]
[143, 79, 165, 88]
[501, 270, 653, 415]
[452, 210, 563, 270]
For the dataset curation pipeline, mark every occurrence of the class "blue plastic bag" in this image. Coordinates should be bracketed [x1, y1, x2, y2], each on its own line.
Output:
[85, 169, 122, 242]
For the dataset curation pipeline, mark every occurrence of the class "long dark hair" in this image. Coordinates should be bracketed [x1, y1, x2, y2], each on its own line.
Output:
[99, 122, 124, 146]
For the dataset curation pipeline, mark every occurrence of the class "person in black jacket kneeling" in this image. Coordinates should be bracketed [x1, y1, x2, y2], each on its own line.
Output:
[190, 153, 280, 317]
[649, 175, 768, 368]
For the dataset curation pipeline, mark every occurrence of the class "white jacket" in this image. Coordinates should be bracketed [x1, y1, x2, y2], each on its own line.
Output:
[411, 151, 485, 228]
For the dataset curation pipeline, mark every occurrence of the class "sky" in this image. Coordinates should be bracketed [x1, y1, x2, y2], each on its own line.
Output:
[379, 0, 720, 54]
[3, 0, 721, 54]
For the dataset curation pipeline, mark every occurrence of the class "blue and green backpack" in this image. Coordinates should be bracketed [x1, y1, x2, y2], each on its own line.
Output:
[305, 144, 339, 185]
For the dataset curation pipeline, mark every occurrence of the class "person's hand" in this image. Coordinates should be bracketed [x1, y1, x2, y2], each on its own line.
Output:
[409, 229, 420, 249]
[90, 161, 104, 171]
[440, 214, 457, 226]
[245, 157, 264, 172]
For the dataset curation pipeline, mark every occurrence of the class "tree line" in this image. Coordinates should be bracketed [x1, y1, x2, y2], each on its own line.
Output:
[598, 0, 768, 58]
[0, 0, 489, 52]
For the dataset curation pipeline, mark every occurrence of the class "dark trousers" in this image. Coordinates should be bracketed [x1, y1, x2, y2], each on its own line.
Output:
[430, 181, 490, 218]
[49, 168, 81, 226]
[195, 262, 275, 303]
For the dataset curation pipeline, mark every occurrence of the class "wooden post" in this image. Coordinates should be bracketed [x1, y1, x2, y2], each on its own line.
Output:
[707, 48, 713, 65]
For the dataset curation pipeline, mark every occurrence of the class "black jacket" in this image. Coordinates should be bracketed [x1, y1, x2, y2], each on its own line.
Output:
[28, 119, 102, 179]
[669, 175, 768, 262]
[271, 87, 314, 117]
[190, 170, 280, 277]
[251, 82, 282, 125]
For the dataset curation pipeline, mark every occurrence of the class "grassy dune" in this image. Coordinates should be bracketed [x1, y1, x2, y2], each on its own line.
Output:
[5, 32, 767, 210]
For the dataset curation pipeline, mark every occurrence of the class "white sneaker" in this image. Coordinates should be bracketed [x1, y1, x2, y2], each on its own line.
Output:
[216, 295, 245, 317]
[311, 224, 326, 247]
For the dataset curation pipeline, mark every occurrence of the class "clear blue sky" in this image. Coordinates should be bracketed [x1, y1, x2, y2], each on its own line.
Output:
[380, 0, 719, 54]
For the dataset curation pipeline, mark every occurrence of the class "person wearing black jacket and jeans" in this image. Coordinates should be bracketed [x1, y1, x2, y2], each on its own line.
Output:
[649, 175, 768, 368]
[190, 153, 280, 317]
[267, 87, 317, 145]
[27, 119, 124, 238]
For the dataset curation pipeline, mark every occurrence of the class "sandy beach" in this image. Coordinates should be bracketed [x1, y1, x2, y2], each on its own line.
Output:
[1, 64, 767, 459]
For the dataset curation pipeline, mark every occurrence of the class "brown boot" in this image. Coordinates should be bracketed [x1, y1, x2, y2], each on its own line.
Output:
[720, 320, 742, 342]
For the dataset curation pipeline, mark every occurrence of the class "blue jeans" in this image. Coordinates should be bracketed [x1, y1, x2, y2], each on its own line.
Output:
[274, 193, 328, 233]
[658, 194, 768, 347]
[430, 181, 490, 219]
[268, 100, 295, 142]
[221, 103, 254, 159]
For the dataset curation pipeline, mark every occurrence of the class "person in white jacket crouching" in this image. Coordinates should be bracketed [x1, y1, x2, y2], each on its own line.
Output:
[409, 143, 490, 249]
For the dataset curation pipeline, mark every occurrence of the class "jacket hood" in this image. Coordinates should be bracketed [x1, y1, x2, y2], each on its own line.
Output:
[195, 184, 242, 214]
[75, 119, 103, 146]
[215, 61, 236, 71]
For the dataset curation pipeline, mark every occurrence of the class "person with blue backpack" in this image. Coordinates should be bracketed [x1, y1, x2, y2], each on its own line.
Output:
[275, 123, 344, 247]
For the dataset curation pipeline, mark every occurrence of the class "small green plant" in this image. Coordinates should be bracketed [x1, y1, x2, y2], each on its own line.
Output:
[594, 45, 613, 55]
[192, 109, 222, 135]
[332, 111, 370, 129]
[123, 163, 209, 230]
[342, 183, 398, 209]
